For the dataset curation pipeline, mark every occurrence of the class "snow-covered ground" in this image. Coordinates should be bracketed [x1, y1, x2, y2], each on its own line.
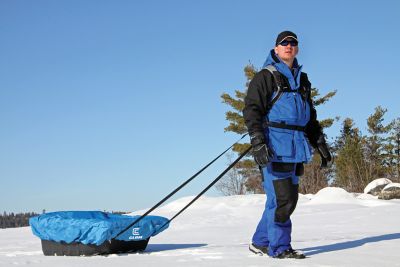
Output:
[1, 187, 400, 267]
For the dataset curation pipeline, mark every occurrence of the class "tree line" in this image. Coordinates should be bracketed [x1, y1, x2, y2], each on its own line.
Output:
[0, 211, 39, 229]
[0, 210, 129, 229]
[216, 64, 400, 195]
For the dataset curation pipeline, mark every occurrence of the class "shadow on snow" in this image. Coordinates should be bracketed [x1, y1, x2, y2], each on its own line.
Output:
[146, 243, 208, 252]
[302, 233, 400, 256]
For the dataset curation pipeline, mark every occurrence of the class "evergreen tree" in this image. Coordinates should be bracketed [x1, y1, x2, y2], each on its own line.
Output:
[333, 118, 367, 191]
[334, 118, 357, 150]
[387, 118, 400, 182]
[334, 107, 392, 192]
[219, 64, 337, 195]
[220, 64, 259, 194]
[365, 106, 392, 180]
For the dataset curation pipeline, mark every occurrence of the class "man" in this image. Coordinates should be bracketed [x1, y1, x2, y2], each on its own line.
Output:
[243, 31, 332, 259]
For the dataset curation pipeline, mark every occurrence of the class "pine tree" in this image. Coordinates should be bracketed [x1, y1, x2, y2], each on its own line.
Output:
[219, 64, 337, 195]
[365, 106, 392, 180]
[333, 118, 367, 191]
[220, 64, 259, 194]
[334, 107, 392, 192]
[387, 118, 400, 182]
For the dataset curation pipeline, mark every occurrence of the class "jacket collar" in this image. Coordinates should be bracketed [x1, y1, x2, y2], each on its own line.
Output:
[262, 49, 302, 90]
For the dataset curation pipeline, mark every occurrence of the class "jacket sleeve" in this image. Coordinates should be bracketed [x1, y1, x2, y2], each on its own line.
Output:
[242, 70, 274, 135]
[303, 73, 324, 148]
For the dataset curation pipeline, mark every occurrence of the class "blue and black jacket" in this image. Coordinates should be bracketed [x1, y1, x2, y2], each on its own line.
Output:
[243, 50, 323, 163]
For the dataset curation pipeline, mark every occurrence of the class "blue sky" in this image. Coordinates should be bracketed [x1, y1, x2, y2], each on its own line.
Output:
[1, 0, 400, 213]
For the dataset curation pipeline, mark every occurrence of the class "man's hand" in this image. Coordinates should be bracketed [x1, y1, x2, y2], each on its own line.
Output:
[250, 132, 274, 167]
[316, 135, 332, 168]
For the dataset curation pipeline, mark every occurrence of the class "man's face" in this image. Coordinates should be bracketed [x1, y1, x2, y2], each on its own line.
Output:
[274, 38, 299, 62]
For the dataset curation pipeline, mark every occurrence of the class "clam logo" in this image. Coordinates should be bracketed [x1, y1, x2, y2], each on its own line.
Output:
[132, 228, 140, 236]
[129, 227, 143, 240]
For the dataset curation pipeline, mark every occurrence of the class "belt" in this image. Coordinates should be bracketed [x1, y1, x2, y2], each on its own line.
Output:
[265, 121, 306, 131]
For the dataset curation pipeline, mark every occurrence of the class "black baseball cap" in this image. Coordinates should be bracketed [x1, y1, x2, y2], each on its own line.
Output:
[275, 31, 298, 46]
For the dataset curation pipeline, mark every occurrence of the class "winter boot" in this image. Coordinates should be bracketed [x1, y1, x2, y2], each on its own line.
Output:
[249, 243, 269, 256]
[274, 248, 306, 259]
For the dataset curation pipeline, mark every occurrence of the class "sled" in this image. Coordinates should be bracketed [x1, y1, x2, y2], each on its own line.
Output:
[29, 211, 168, 256]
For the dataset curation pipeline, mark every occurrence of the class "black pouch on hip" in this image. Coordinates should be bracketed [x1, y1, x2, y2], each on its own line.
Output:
[295, 163, 304, 176]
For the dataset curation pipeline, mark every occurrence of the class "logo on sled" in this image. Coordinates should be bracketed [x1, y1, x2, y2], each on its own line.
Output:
[129, 227, 143, 240]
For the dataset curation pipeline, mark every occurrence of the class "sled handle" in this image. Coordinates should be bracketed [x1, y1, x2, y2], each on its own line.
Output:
[113, 134, 249, 240]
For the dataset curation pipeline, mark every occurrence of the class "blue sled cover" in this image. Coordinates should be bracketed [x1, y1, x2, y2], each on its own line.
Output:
[29, 211, 169, 246]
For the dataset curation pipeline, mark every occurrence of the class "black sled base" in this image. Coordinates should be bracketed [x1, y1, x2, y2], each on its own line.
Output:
[41, 238, 150, 256]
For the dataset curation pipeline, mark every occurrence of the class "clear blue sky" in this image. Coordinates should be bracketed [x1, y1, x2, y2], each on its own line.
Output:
[1, 0, 400, 213]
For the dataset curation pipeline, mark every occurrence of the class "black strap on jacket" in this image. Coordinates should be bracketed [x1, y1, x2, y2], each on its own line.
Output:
[263, 65, 306, 132]
[264, 65, 304, 108]
[265, 121, 305, 131]
[265, 65, 286, 108]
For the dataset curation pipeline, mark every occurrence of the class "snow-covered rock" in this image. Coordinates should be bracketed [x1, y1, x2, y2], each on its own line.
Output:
[307, 187, 358, 204]
[363, 178, 392, 195]
[379, 182, 400, 200]
[355, 193, 378, 200]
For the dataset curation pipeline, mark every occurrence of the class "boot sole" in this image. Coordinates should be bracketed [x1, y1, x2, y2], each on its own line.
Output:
[249, 243, 268, 256]
[273, 250, 306, 259]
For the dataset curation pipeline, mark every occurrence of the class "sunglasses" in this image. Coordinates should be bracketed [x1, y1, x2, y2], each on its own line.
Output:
[279, 40, 298, 47]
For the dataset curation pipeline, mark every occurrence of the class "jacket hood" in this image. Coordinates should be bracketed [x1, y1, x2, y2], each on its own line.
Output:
[262, 49, 302, 90]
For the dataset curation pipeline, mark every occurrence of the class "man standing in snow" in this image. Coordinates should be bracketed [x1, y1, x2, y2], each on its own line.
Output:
[243, 31, 332, 259]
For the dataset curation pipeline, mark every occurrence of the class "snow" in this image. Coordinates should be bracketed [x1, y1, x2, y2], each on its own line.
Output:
[306, 187, 389, 207]
[307, 187, 358, 205]
[1, 189, 400, 267]
[363, 178, 392, 194]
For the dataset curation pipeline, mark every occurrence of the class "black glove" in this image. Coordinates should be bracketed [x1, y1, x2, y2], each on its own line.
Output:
[250, 132, 274, 167]
[316, 135, 332, 168]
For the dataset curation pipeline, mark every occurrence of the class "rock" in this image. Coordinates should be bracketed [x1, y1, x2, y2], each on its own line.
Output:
[364, 178, 392, 196]
[308, 187, 357, 204]
[379, 183, 400, 200]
